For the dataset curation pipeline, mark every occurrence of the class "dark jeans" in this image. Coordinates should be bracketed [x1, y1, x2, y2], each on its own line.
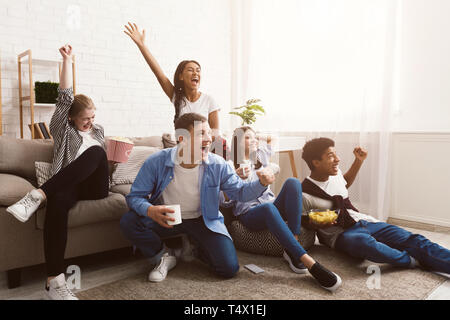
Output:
[120, 212, 239, 279]
[238, 178, 306, 260]
[335, 220, 450, 274]
[41, 146, 109, 277]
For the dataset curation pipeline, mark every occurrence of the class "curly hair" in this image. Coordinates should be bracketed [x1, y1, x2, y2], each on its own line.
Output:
[301, 137, 335, 170]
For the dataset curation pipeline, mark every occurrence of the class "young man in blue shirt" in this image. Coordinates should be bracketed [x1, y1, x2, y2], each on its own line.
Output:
[120, 113, 276, 282]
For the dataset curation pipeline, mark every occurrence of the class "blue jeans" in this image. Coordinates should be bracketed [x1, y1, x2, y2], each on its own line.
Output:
[238, 178, 306, 261]
[335, 220, 450, 273]
[120, 212, 239, 279]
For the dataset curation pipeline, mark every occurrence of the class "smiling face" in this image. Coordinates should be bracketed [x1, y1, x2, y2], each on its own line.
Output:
[176, 117, 212, 166]
[71, 108, 95, 132]
[191, 120, 212, 163]
[312, 146, 340, 176]
[179, 62, 201, 91]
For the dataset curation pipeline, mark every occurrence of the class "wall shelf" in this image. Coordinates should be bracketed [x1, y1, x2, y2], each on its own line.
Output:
[17, 49, 76, 139]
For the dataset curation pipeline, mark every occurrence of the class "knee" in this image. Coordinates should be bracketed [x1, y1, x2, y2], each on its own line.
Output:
[284, 178, 302, 192]
[86, 145, 107, 160]
[217, 260, 240, 279]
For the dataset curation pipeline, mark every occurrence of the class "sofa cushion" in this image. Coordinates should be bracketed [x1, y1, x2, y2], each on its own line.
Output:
[36, 192, 129, 230]
[0, 137, 53, 181]
[111, 146, 161, 186]
[35, 161, 53, 187]
[128, 136, 164, 148]
[228, 220, 316, 256]
[0, 173, 35, 206]
[110, 184, 132, 196]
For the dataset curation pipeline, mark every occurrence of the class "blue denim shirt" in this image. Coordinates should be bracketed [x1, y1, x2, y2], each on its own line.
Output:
[125, 147, 268, 239]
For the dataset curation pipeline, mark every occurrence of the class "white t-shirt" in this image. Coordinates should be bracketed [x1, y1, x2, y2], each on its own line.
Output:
[302, 169, 379, 223]
[161, 164, 202, 220]
[172, 92, 220, 119]
[75, 130, 102, 159]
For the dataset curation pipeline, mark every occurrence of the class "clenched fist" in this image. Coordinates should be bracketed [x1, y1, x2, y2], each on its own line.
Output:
[256, 167, 275, 187]
[353, 147, 368, 162]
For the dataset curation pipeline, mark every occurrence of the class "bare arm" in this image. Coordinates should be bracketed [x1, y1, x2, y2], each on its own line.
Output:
[124, 22, 174, 100]
[58, 45, 73, 89]
[208, 110, 220, 131]
[343, 147, 368, 188]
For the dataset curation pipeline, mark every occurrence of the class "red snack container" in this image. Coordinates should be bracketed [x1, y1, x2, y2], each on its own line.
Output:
[106, 137, 134, 163]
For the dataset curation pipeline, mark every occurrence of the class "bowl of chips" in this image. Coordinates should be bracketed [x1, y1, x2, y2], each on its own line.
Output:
[308, 209, 339, 227]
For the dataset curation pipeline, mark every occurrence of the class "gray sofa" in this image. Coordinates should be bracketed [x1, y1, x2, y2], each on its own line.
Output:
[0, 135, 167, 289]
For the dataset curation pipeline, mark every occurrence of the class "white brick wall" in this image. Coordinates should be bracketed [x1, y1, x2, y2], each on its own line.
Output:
[0, 0, 232, 138]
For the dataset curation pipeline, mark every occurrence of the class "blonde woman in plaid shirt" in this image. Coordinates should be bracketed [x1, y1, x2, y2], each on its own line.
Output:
[7, 45, 114, 300]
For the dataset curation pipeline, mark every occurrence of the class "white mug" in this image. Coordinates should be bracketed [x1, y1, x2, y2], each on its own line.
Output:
[165, 204, 182, 226]
[240, 160, 252, 172]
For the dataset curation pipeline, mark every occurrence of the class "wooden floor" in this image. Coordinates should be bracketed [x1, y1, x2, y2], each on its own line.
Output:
[0, 226, 449, 300]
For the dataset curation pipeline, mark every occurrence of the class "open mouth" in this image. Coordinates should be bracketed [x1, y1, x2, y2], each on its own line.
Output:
[191, 78, 199, 85]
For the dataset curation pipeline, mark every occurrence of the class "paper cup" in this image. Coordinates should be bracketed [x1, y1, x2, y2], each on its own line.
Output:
[165, 204, 182, 226]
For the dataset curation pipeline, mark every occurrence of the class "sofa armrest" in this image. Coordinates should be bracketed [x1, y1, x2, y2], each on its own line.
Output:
[0, 173, 34, 206]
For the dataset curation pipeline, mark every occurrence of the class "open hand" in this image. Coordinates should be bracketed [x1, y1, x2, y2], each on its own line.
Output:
[147, 205, 175, 228]
[59, 44, 73, 61]
[124, 22, 146, 47]
[256, 167, 275, 187]
[353, 147, 368, 162]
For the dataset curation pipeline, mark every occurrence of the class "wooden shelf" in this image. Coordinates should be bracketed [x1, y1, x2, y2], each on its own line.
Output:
[20, 58, 61, 67]
[34, 103, 56, 108]
[17, 49, 76, 139]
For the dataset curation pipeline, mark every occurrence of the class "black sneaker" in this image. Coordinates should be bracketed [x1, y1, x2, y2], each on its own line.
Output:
[283, 251, 308, 274]
[309, 262, 342, 292]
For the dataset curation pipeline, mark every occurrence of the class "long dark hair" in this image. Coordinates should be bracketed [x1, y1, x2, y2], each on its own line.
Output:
[173, 60, 201, 124]
[232, 126, 262, 170]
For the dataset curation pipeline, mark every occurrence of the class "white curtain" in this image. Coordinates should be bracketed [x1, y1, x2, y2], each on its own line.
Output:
[231, 0, 401, 221]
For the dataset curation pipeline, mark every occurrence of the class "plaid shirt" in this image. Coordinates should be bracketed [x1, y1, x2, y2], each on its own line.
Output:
[49, 87, 105, 176]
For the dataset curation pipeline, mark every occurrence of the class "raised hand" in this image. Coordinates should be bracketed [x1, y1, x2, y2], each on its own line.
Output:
[353, 147, 368, 162]
[59, 44, 73, 61]
[124, 22, 146, 47]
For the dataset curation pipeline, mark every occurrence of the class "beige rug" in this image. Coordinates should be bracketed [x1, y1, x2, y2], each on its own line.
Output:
[77, 245, 445, 300]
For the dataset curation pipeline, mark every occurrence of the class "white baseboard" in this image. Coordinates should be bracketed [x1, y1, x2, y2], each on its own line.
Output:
[389, 214, 450, 229]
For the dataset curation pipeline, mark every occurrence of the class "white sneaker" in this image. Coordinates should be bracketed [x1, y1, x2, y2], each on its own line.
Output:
[45, 273, 79, 300]
[148, 252, 177, 282]
[6, 189, 44, 223]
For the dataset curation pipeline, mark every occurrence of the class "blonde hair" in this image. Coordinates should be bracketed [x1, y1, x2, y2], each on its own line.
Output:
[69, 94, 96, 119]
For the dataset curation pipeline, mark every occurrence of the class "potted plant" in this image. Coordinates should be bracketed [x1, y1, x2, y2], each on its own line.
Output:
[35, 81, 59, 104]
[229, 98, 265, 125]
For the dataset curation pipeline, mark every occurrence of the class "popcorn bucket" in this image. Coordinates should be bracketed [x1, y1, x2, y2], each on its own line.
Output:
[106, 137, 134, 163]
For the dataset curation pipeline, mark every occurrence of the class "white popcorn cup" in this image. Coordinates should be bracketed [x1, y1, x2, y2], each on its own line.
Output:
[165, 205, 182, 226]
